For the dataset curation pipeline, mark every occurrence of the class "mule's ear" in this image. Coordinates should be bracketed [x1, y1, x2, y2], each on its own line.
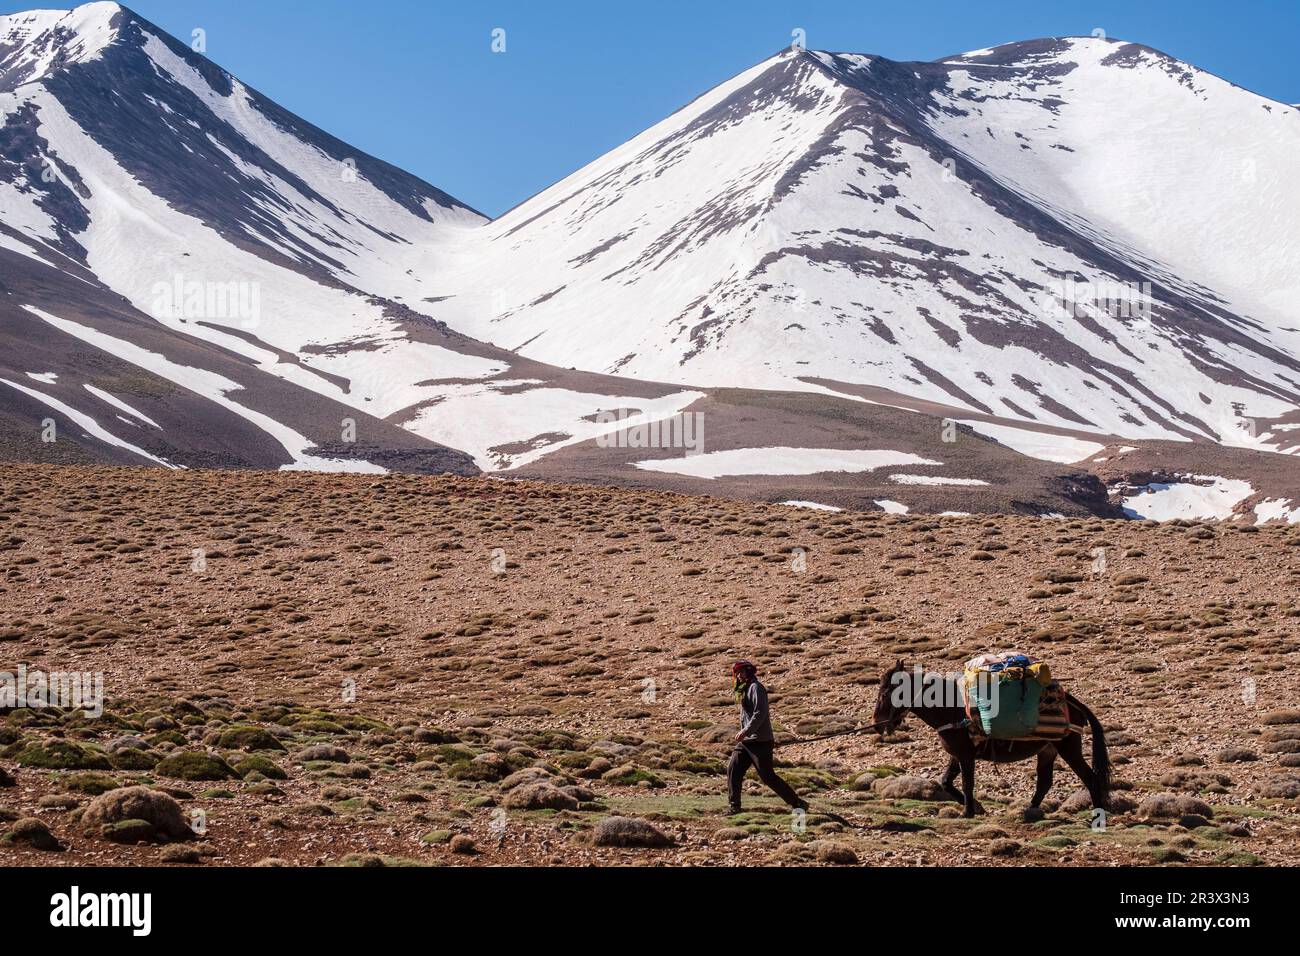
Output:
[895, 659, 906, 670]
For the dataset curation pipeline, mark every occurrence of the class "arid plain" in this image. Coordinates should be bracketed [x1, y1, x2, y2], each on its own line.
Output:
[2, 464, 1298, 866]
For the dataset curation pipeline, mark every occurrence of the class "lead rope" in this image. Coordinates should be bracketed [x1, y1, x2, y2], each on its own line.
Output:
[772, 722, 889, 748]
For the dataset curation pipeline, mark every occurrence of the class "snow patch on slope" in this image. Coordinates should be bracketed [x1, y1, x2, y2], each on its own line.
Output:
[1120, 474, 1254, 520]
[890, 474, 989, 486]
[632, 448, 939, 479]
[403, 383, 705, 472]
[84, 383, 159, 427]
[23, 306, 386, 473]
[961, 420, 1107, 463]
[0, 373, 173, 466]
[1254, 498, 1300, 525]
[781, 500, 842, 511]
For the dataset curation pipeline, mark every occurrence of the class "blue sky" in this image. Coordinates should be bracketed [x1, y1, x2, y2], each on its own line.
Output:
[7, 1, 1297, 216]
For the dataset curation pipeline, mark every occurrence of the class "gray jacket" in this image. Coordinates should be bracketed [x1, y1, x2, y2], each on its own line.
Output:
[738, 680, 775, 742]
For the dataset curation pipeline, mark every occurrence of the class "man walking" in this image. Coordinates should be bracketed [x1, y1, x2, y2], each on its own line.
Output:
[728, 660, 808, 815]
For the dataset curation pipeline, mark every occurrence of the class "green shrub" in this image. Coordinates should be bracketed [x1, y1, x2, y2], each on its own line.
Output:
[154, 751, 238, 781]
[216, 726, 285, 752]
[15, 740, 111, 771]
[234, 755, 287, 780]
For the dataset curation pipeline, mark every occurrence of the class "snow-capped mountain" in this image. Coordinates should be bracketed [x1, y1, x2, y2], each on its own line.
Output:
[0, 2, 701, 473]
[1, 4, 482, 276]
[435, 38, 1300, 455]
[1, 4, 1296, 519]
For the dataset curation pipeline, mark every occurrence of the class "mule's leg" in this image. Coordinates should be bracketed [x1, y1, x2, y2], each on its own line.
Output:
[1056, 733, 1102, 808]
[940, 757, 964, 806]
[959, 750, 980, 818]
[1031, 748, 1055, 807]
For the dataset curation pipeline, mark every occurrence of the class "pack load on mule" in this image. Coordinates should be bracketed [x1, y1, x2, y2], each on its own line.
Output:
[962, 652, 1070, 740]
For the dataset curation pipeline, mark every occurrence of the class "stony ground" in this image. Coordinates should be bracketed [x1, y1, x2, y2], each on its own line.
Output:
[1, 463, 1298, 867]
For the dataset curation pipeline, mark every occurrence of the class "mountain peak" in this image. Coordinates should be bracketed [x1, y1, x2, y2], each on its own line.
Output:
[1, 12, 1298, 491]
[1, 1, 127, 24]
[435, 27, 1300, 459]
[0, 2, 131, 89]
[943, 34, 1198, 67]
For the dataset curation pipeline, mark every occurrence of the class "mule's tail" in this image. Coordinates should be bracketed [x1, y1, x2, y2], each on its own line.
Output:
[1068, 694, 1110, 808]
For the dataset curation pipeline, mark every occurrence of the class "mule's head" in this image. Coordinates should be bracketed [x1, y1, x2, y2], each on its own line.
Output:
[872, 659, 909, 733]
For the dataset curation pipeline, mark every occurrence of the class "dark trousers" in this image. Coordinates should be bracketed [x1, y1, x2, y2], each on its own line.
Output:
[727, 740, 802, 810]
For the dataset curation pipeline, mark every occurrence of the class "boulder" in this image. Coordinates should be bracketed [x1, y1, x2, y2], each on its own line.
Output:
[2, 817, 62, 851]
[82, 786, 193, 842]
[502, 782, 579, 812]
[591, 816, 673, 848]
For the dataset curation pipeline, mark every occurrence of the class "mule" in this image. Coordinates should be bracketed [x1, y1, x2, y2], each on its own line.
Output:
[872, 660, 1109, 818]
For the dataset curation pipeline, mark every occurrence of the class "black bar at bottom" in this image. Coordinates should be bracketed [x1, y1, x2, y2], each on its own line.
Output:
[6, 864, 1282, 941]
